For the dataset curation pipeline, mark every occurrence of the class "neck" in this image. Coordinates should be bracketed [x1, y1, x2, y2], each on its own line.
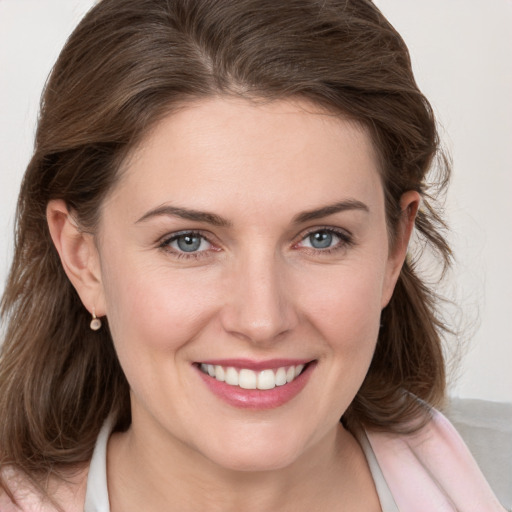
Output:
[107, 415, 378, 512]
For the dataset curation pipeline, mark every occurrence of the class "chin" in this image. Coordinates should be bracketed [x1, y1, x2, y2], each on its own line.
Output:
[198, 433, 309, 473]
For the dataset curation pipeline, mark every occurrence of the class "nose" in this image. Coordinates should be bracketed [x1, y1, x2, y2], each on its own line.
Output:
[220, 251, 299, 345]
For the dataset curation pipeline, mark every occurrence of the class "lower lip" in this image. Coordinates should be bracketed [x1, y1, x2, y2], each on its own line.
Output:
[195, 362, 316, 410]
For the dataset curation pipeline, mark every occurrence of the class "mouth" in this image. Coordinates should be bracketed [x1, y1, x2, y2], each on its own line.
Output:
[197, 362, 309, 390]
[194, 359, 316, 409]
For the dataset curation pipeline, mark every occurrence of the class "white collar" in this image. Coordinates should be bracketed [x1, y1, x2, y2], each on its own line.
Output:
[84, 417, 112, 512]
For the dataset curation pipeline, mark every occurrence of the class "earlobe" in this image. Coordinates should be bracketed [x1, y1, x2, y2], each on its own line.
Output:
[46, 199, 106, 316]
[381, 190, 421, 308]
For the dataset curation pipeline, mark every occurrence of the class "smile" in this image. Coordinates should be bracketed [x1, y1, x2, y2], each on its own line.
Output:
[199, 363, 306, 390]
[195, 359, 315, 409]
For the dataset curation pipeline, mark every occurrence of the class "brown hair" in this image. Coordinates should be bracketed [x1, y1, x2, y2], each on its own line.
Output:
[1, 0, 451, 498]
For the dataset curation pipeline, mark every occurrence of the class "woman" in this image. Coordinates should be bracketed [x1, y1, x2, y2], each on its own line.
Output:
[0, 0, 505, 510]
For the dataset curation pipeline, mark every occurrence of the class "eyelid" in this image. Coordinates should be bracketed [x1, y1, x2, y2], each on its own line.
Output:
[293, 225, 354, 251]
[296, 225, 353, 242]
[158, 229, 219, 258]
[156, 226, 354, 260]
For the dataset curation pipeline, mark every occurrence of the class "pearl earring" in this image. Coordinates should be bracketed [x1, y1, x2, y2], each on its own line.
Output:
[90, 309, 102, 331]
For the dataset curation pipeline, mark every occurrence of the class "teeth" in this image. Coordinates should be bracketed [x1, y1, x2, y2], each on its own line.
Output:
[225, 367, 239, 386]
[275, 367, 287, 386]
[214, 365, 225, 382]
[257, 369, 275, 390]
[199, 363, 307, 390]
[239, 369, 257, 389]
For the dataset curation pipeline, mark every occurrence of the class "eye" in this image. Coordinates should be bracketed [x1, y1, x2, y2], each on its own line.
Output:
[297, 228, 352, 252]
[161, 231, 212, 254]
[305, 230, 336, 249]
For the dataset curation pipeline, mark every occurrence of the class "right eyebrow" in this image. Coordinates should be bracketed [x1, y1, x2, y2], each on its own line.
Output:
[135, 204, 232, 228]
[292, 199, 370, 224]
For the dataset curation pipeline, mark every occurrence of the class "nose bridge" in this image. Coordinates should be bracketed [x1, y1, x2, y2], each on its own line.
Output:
[221, 246, 297, 343]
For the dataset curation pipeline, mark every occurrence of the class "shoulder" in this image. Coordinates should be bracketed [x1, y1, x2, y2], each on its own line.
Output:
[0, 464, 89, 512]
[366, 409, 506, 511]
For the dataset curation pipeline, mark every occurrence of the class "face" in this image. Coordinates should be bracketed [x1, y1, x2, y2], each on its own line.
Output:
[94, 97, 408, 471]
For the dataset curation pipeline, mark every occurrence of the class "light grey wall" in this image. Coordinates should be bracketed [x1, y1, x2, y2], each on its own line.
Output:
[1, 0, 511, 402]
[373, 1, 512, 403]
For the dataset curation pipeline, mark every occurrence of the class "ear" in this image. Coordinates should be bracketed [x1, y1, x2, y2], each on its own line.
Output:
[381, 190, 421, 308]
[46, 199, 106, 317]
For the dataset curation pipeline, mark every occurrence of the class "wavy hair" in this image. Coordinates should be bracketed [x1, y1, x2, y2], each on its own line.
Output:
[0, 0, 451, 498]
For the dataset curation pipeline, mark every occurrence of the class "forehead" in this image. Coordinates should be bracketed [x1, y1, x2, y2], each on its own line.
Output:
[109, 97, 383, 221]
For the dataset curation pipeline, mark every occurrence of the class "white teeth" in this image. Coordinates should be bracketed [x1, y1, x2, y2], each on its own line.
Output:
[239, 369, 257, 389]
[275, 367, 287, 386]
[257, 369, 276, 390]
[214, 365, 225, 382]
[200, 363, 308, 390]
[225, 367, 239, 386]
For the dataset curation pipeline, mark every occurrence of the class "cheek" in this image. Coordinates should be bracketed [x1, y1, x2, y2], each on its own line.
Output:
[100, 256, 219, 358]
[286, 263, 386, 426]
[298, 263, 385, 347]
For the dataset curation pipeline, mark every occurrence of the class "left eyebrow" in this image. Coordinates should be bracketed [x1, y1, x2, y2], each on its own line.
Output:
[135, 204, 232, 227]
[292, 199, 369, 224]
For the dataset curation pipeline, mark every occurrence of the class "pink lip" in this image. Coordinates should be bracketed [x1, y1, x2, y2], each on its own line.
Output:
[195, 360, 316, 410]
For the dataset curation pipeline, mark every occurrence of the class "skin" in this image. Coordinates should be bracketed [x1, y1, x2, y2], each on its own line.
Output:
[47, 97, 419, 511]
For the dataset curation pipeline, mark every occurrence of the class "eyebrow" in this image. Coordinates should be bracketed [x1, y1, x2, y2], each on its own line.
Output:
[292, 199, 369, 224]
[135, 205, 232, 227]
[135, 199, 369, 227]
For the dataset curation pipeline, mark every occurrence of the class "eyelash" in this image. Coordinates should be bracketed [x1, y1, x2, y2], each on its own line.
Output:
[158, 227, 354, 260]
[295, 226, 354, 255]
[159, 230, 215, 260]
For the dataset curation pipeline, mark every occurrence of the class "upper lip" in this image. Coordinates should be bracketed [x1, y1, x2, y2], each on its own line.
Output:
[196, 358, 313, 371]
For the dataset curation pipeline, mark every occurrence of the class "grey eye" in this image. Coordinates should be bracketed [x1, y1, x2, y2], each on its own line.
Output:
[174, 234, 205, 252]
[308, 230, 334, 249]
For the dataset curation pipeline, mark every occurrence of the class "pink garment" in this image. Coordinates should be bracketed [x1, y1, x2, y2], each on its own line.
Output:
[367, 409, 506, 511]
[1, 409, 505, 511]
